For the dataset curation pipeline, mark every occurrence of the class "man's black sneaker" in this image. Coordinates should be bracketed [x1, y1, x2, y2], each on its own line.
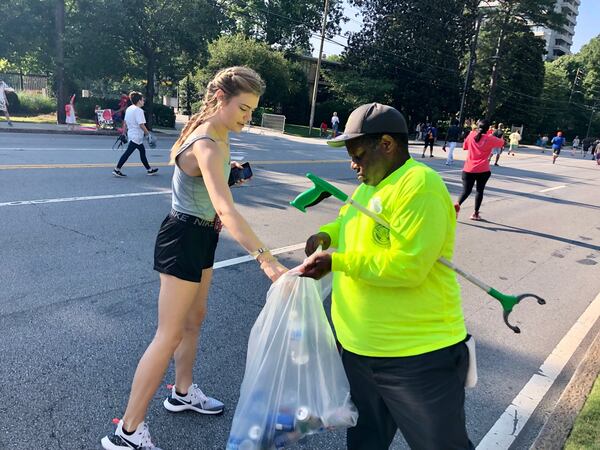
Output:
[112, 169, 126, 177]
[101, 420, 162, 449]
[147, 168, 159, 176]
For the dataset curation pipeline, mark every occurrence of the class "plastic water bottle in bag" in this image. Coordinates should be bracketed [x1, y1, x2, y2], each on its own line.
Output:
[288, 311, 309, 365]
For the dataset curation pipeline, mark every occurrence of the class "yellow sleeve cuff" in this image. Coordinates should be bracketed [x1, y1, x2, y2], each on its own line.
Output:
[332, 252, 347, 273]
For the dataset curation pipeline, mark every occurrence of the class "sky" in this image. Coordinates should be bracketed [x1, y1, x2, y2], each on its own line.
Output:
[311, 0, 599, 57]
[570, 0, 598, 53]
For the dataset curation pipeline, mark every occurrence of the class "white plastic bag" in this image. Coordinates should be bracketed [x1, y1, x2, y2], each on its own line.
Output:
[227, 270, 358, 449]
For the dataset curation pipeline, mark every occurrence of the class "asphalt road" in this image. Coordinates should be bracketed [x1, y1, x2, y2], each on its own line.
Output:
[0, 130, 599, 450]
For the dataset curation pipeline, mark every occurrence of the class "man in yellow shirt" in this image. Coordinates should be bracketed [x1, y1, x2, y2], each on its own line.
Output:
[300, 103, 473, 450]
[508, 129, 521, 156]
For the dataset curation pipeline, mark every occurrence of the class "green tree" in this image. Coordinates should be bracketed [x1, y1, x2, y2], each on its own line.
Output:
[321, 69, 395, 107]
[0, 0, 54, 74]
[537, 62, 571, 132]
[478, 0, 564, 119]
[197, 35, 303, 110]
[564, 35, 600, 137]
[179, 75, 200, 116]
[65, 0, 224, 127]
[469, 22, 546, 132]
[221, 0, 345, 52]
[342, 0, 478, 125]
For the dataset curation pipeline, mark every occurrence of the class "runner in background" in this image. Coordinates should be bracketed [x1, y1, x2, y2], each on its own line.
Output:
[551, 131, 565, 165]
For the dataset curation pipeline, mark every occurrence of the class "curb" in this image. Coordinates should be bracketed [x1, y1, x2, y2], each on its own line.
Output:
[530, 328, 600, 449]
[0, 127, 118, 136]
[0, 127, 176, 137]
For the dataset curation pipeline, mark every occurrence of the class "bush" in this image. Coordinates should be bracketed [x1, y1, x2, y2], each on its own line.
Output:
[74, 97, 175, 128]
[151, 103, 175, 128]
[16, 92, 55, 115]
[76, 97, 120, 120]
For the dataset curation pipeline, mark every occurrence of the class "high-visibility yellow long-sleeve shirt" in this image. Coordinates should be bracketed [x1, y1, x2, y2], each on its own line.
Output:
[320, 158, 467, 357]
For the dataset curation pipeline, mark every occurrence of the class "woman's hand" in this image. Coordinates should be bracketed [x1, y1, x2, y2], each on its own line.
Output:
[230, 161, 247, 186]
[260, 258, 288, 282]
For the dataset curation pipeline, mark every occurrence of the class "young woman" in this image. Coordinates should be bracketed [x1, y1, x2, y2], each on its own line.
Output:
[101, 66, 288, 450]
[455, 119, 504, 221]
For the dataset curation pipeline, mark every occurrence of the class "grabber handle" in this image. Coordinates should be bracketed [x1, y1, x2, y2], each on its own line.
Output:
[306, 173, 348, 202]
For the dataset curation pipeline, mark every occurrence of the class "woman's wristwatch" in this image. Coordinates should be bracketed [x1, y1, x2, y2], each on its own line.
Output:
[251, 247, 276, 264]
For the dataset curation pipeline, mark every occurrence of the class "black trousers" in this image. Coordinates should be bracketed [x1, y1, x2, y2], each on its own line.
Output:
[116, 141, 150, 170]
[458, 171, 491, 213]
[342, 341, 473, 450]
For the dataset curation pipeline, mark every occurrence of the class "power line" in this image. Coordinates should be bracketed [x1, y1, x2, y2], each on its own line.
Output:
[218, 0, 599, 116]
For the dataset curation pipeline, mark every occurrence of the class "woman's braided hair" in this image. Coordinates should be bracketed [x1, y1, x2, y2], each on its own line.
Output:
[169, 66, 265, 164]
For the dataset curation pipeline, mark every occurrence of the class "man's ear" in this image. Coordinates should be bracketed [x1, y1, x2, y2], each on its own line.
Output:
[380, 134, 396, 154]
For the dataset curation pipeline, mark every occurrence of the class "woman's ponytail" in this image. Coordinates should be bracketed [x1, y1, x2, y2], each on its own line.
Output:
[474, 119, 490, 143]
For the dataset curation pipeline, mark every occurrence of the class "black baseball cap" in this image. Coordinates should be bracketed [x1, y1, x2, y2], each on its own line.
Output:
[327, 103, 408, 147]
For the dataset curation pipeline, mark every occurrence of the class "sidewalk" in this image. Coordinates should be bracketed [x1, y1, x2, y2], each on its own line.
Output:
[0, 119, 182, 136]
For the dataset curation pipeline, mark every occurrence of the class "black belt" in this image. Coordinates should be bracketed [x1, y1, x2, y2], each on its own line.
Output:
[170, 209, 215, 228]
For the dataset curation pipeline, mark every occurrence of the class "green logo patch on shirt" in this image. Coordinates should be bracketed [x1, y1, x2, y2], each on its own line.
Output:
[372, 223, 390, 247]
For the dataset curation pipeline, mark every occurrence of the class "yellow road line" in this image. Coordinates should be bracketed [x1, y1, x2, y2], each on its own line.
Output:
[0, 159, 349, 170]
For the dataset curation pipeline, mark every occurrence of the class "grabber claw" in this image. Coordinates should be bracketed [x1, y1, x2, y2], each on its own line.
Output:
[490, 289, 546, 333]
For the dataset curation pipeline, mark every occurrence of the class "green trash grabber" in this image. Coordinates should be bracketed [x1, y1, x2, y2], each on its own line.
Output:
[290, 173, 546, 333]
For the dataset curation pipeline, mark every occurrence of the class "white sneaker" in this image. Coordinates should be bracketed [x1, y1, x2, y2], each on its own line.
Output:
[101, 420, 162, 449]
[163, 383, 224, 414]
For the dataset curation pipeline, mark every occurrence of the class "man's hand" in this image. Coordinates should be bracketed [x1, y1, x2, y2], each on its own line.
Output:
[305, 232, 331, 256]
[299, 251, 332, 280]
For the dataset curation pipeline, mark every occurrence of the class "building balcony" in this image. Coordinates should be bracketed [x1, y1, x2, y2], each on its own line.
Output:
[562, 23, 575, 35]
[560, 0, 579, 14]
[557, 33, 573, 45]
[553, 42, 571, 54]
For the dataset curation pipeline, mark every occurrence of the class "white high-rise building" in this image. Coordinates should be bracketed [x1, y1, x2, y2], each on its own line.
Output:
[532, 0, 579, 60]
[480, 0, 580, 61]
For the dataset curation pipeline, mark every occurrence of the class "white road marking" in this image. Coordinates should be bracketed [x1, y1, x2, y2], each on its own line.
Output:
[539, 185, 566, 193]
[214, 243, 305, 269]
[476, 291, 600, 449]
[0, 147, 172, 151]
[0, 190, 171, 207]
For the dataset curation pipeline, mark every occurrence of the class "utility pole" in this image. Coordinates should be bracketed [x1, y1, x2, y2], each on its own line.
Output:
[569, 67, 584, 103]
[55, 0, 66, 124]
[308, 0, 329, 136]
[585, 103, 597, 139]
[458, 13, 482, 130]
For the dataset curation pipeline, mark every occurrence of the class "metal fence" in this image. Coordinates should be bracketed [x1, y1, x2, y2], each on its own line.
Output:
[261, 113, 286, 133]
[0, 72, 49, 94]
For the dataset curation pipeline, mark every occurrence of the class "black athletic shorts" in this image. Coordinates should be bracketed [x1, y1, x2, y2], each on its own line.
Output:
[553, 147, 561, 155]
[153, 209, 220, 282]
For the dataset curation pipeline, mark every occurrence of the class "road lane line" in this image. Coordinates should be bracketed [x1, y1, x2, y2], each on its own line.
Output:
[214, 243, 306, 269]
[476, 291, 600, 449]
[0, 190, 171, 207]
[0, 159, 348, 170]
[539, 185, 566, 193]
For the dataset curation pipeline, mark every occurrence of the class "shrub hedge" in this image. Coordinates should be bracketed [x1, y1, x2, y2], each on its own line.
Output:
[3, 93, 175, 128]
